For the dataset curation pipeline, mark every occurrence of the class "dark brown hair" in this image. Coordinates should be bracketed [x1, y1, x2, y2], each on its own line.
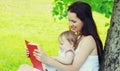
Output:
[68, 1, 103, 64]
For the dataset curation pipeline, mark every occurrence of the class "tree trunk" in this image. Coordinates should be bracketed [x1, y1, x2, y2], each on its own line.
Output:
[99, 0, 120, 71]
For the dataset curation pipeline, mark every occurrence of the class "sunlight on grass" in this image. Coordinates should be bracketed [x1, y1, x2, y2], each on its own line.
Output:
[93, 11, 110, 46]
[0, 0, 110, 71]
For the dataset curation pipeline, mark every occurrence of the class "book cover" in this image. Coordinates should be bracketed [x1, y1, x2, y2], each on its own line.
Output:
[25, 40, 44, 71]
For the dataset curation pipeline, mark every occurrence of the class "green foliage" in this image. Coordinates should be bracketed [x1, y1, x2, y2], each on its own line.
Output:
[52, 0, 114, 20]
[82, 0, 114, 18]
[100, 0, 114, 18]
[52, 0, 76, 20]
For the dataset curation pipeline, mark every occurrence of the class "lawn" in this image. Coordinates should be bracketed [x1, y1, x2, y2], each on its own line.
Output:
[0, 0, 110, 71]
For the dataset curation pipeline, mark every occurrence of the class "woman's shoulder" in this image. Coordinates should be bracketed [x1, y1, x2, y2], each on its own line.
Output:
[78, 35, 96, 49]
[75, 35, 97, 60]
[83, 35, 94, 40]
[81, 35, 95, 43]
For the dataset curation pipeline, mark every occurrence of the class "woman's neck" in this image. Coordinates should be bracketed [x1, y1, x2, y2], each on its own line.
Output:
[74, 35, 85, 50]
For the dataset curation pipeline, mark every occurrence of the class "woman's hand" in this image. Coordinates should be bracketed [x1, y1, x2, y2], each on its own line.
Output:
[30, 43, 48, 63]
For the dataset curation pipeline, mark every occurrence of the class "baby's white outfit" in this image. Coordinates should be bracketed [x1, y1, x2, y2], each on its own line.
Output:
[45, 48, 74, 71]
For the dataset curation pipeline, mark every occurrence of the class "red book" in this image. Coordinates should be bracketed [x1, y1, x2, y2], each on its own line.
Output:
[25, 40, 44, 71]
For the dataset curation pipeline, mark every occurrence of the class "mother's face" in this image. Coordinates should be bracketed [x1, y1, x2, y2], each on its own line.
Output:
[68, 11, 83, 33]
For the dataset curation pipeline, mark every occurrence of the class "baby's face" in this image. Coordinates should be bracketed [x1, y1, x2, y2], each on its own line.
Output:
[59, 36, 74, 51]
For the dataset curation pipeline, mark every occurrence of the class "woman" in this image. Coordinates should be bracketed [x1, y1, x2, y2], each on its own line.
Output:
[18, 1, 103, 71]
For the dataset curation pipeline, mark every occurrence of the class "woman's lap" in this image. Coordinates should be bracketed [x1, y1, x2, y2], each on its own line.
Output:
[18, 64, 47, 71]
[18, 64, 33, 71]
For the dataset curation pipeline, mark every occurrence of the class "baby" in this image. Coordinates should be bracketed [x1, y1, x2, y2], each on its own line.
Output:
[45, 30, 78, 71]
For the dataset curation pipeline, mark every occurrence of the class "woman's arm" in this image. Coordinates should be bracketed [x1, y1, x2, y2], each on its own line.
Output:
[34, 36, 96, 71]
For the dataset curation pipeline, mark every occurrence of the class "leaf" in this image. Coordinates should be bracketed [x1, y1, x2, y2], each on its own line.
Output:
[105, 23, 110, 27]
[58, 16, 63, 20]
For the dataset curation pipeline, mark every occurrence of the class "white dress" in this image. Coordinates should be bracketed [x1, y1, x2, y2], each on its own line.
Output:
[75, 42, 99, 71]
[78, 56, 99, 71]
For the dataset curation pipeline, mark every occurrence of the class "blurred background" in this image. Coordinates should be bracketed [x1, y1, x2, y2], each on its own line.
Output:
[0, 0, 113, 71]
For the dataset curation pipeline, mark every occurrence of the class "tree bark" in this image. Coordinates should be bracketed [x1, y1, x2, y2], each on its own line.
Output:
[99, 0, 120, 71]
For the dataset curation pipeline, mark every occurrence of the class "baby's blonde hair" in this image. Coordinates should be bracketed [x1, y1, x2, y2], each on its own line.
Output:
[59, 30, 78, 48]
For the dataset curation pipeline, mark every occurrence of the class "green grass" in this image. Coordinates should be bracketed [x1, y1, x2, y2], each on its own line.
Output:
[0, 0, 110, 71]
